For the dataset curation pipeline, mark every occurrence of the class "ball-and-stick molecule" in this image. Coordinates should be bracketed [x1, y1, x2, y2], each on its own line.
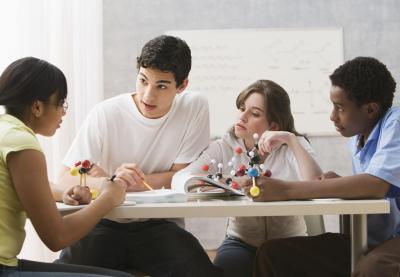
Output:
[70, 160, 91, 186]
[70, 160, 98, 199]
[200, 133, 272, 197]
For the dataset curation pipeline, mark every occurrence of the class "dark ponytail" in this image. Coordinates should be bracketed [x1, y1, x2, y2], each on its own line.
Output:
[0, 57, 67, 117]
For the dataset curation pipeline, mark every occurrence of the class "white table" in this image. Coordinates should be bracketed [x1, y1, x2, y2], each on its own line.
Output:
[58, 198, 390, 271]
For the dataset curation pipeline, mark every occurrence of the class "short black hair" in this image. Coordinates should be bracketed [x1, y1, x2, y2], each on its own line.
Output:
[329, 57, 396, 115]
[137, 35, 191, 87]
[0, 57, 67, 117]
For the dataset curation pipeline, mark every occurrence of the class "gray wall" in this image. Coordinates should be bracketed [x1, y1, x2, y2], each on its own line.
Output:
[104, 0, 400, 107]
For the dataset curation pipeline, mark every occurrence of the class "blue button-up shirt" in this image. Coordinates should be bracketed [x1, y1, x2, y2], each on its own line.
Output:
[349, 106, 400, 247]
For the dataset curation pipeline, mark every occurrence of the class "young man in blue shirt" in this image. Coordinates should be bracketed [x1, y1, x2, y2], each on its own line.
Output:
[246, 56, 400, 277]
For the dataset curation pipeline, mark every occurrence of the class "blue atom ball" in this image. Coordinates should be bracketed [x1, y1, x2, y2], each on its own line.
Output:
[248, 168, 259, 177]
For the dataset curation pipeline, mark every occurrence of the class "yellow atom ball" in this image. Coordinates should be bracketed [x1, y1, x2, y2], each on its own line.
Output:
[90, 189, 98, 200]
[70, 167, 79, 176]
[250, 186, 260, 197]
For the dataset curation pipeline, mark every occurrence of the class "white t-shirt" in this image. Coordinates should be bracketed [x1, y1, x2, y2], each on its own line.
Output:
[172, 132, 313, 247]
[63, 91, 210, 223]
[64, 91, 210, 175]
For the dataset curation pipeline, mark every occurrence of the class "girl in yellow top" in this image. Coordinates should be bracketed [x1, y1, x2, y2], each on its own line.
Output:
[0, 57, 133, 277]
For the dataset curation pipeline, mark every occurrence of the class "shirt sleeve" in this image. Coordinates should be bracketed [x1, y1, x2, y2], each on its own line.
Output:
[62, 105, 105, 168]
[1, 130, 42, 162]
[174, 94, 211, 164]
[366, 118, 400, 189]
[171, 140, 223, 192]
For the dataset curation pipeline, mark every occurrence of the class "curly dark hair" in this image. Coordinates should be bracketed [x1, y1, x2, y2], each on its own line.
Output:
[137, 35, 191, 87]
[329, 57, 396, 115]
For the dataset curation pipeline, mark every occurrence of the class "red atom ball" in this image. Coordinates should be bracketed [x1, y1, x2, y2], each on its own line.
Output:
[264, 170, 272, 177]
[231, 181, 239, 190]
[81, 160, 91, 169]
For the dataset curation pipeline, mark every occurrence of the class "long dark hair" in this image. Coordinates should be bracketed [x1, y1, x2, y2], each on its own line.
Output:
[0, 57, 67, 118]
[231, 79, 305, 138]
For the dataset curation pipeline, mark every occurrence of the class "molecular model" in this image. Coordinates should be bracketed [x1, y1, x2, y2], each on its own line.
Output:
[201, 133, 272, 197]
[70, 160, 98, 199]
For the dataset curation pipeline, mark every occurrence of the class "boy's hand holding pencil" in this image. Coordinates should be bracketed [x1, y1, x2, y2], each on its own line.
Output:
[113, 163, 155, 192]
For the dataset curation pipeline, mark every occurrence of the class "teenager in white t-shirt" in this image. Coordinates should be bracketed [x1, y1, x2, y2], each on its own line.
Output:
[172, 80, 322, 277]
[55, 35, 221, 277]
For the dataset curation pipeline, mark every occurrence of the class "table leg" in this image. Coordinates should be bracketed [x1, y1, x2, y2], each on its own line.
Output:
[340, 214, 350, 235]
[350, 214, 367, 271]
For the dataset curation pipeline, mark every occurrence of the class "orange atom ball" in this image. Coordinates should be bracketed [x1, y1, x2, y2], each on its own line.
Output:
[235, 147, 243, 155]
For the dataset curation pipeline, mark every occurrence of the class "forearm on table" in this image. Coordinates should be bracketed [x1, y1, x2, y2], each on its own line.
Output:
[56, 168, 108, 192]
[145, 171, 176, 189]
[146, 162, 190, 190]
[50, 185, 63, 202]
[286, 174, 390, 200]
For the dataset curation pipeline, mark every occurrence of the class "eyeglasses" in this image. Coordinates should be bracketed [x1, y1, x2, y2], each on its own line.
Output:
[59, 101, 68, 113]
[45, 101, 68, 113]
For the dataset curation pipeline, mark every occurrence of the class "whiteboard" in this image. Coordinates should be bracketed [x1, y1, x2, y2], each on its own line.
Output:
[167, 28, 344, 136]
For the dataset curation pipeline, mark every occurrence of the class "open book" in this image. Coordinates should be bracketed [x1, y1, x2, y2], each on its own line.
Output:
[184, 176, 245, 199]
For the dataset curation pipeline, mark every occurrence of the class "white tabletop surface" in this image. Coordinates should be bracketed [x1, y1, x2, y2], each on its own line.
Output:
[57, 198, 390, 219]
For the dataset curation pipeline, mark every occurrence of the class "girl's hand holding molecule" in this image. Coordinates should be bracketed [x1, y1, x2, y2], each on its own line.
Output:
[62, 185, 92, 205]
